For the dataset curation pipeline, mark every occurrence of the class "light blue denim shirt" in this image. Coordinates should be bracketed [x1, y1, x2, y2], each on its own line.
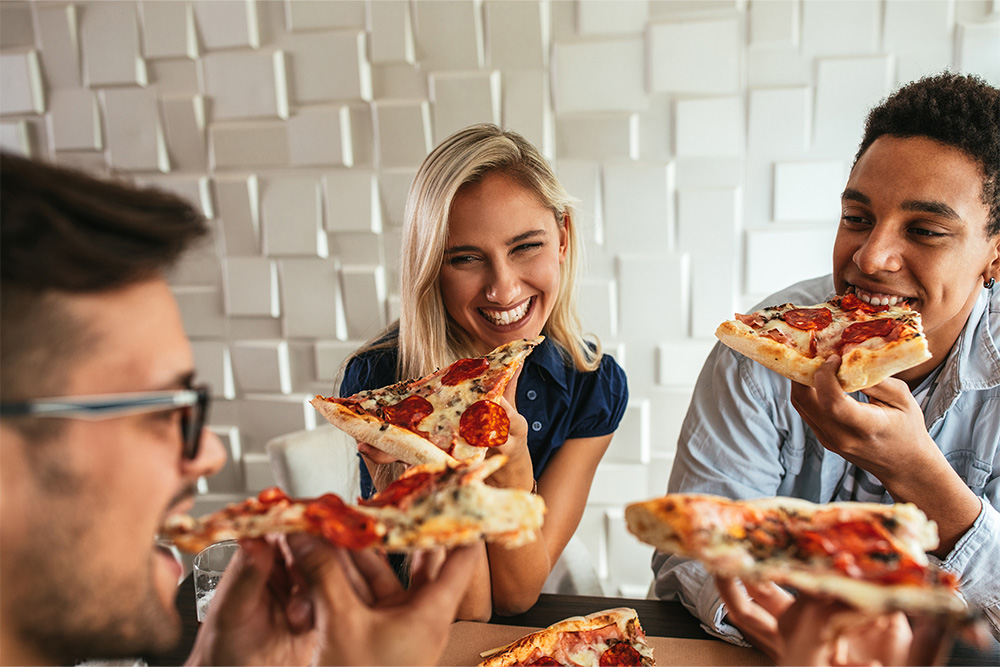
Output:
[652, 274, 1000, 643]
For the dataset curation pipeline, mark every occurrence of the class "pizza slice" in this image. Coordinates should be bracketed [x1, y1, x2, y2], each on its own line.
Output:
[161, 455, 545, 554]
[311, 336, 543, 465]
[477, 607, 655, 667]
[715, 292, 931, 392]
[625, 493, 965, 615]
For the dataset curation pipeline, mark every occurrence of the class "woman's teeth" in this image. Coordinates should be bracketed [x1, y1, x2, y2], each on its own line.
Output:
[852, 286, 902, 307]
[481, 299, 531, 326]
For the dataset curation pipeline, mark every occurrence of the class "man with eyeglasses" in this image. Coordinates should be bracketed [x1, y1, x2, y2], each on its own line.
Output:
[0, 152, 477, 666]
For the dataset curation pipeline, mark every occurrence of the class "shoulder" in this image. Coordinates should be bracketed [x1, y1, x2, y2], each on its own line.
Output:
[341, 339, 400, 396]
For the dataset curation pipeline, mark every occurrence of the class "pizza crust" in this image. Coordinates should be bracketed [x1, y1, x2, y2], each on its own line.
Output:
[309, 397, 457, 466]
[715, 320, 823, 387]
[838, 335, 932, 392]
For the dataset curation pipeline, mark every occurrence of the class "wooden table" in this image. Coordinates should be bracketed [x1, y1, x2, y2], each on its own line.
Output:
[143, 573, 999, 666]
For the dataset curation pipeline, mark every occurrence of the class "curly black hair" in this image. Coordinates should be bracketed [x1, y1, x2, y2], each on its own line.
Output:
[854, 72, 1000, 237]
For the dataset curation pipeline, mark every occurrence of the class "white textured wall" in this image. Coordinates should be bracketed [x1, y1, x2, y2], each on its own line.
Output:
[2, 0, 998, 597]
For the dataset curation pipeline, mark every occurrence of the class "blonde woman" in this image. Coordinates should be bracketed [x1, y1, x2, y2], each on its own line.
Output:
[340, 124, 628, 620]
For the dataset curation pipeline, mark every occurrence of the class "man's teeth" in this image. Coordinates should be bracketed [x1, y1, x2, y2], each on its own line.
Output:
[481, 299, 530, 326]
[853, 287, 902, 306]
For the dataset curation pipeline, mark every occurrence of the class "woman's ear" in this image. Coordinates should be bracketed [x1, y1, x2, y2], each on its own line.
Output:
[558, 213, 570, 262]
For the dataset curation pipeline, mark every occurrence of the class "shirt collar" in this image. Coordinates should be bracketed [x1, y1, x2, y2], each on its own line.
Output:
[527, 336, 573, 390]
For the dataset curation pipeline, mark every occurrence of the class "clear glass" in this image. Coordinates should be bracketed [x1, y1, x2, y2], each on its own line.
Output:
[192, 540, 239, 622]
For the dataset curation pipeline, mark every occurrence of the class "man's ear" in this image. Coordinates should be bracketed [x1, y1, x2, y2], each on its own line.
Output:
[986, 234, 1000, 286]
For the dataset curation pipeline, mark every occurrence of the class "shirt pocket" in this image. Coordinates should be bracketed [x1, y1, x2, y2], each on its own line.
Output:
[945, 450, 992, 495]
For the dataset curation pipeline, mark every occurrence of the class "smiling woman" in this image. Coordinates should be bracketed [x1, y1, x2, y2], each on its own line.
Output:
[337, 124, 628, 621]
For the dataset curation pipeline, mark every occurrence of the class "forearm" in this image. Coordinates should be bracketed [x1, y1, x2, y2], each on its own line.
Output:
[454, 543, 493, 622]
[487, 529, 550, 615]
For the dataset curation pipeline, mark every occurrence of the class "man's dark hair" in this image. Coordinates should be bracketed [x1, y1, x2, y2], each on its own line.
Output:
[854, 71, 1000, 237]
[1, 153, 208, 406]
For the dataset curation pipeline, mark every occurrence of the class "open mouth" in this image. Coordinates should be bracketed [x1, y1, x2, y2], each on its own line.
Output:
[848, 284, 912, 307]
[479, 296, 534, 327]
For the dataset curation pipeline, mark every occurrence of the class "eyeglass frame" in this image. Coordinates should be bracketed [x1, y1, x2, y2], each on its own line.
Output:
[0, 384, 211, 460]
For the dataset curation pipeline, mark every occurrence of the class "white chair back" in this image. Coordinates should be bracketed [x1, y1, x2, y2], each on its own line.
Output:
[266, 425, 361, 500]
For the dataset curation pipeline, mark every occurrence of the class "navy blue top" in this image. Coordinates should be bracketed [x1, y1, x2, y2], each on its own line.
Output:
[340, 336, 629, 499]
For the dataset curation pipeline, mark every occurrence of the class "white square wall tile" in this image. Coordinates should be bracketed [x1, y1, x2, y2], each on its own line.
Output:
[749, 0, 798, 49]
[369, 0, 414, 64]
[413, 0, 483, 70]
[502, 70, 552, 159]
[236, 395, 317, 454]
[191, 340, 235, 399]
[645, 386, 696, 457]
[315, 340, 362, 383]
[0, 2, 33, 49]
[147, 59, 200, 95]
[649, 18, 741, 94]
[0, 51, 44, 115]
[80, 1, 147, 86]
[801, 0, 880, 58]
[324, 170, 380, 233]
[167, 226, 221, 287]
[813, 57, 893, 155]
[745, 225, 837, 296]
[429, 71, 501, 145]
[375, 100, 431, 168]
[577, 0, 648, 34]
[676, 96, 744, 158]
[160, 95, 207, 171]
[556, 160, 602, 245]
[486, 0, 547, 69]
[261, 176, 327, 257]
[279, 259, 342, 339]
[0, 120, 31, 156]
[341, 265, 387, 340]
[215, 175, 260, 256]
[231, 340, 292, 394]
[100, 88, 168, 172]
[202, 50, 289, 120]
[556, 114, 637, 161]
[602, 162, 674, 254]
[748, 87, 810, 156]
[281, 30, 371, 104]
[140, 0, 197, 59]
[173, 286, 227, 337]
[284, 0, 366, 31]
[773, 161, 847, 222]
[47, 89, 101, 151]
[604, 399, 650, 464]
[577, 278, 617, 340]
[553, 37, 647, 113]
[288, 106, 353, 167]
[211, 120, 289, 169]
[244, 452, 277, 491]
[191, 0, 259, 50]
[34, 3, 82, 88]
[677, 188, 740, 339]
[202, 426, 245, 493]
[224, 257, 279, 317]
[141, 175, 214, 218]
[617, 253, 689, 340]
[958, 20, 1000, 83]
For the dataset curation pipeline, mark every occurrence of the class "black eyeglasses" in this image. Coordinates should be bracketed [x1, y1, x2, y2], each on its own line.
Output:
[0, 384, 211, 460]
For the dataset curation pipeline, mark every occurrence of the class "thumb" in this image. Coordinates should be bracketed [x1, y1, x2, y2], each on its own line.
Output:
[209, 539, 274, 619]
[286, 533, 358, 616]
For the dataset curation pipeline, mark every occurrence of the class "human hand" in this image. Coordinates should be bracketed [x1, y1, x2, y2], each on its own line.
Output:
[187, 538, 316, 666]
[287, 534, 479, 666]
[789, 355, 936, 483]
[716, 575, 795, 660]
[357, 440, 402, 465]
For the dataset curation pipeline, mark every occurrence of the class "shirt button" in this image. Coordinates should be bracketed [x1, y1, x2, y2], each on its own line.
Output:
[531, 421, 543, 432]
[526, 390, 537, 400]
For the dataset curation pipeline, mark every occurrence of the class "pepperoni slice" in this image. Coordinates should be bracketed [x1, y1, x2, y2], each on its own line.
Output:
[257, 486, 291, 509]
[839, 318, 896, 350]
[381, 395, 433, 434]
[442, 357, 489, 385]
[459, 400, 510, 448]
[841, 292, 887, 313]
[527, 657, 561, 666]
[783, 307, 832, 331]
[304, 494, 382, 549]
[360, 470, 436, 509]
[599, 643, 642, 666]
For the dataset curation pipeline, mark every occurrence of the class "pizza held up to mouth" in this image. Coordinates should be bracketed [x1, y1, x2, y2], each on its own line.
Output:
[715, 292, 931, 392]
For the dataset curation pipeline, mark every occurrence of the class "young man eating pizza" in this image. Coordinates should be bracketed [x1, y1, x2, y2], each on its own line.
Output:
[0, 152, 478, 667]
[652, 71, 1000, 660]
